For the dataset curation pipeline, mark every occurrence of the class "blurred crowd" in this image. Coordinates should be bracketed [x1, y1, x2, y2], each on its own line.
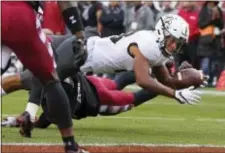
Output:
[7, 1, 225, 87]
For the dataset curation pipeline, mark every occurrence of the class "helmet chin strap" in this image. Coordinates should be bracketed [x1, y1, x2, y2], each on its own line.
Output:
[165, 48, 172, 55]
[161, 44, 172, 57]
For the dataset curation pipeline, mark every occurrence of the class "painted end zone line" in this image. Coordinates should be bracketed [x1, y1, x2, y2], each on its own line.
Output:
[2, 143, 225, 148]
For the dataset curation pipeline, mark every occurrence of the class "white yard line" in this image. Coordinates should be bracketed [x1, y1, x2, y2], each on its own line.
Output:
[99, 116, 225, 123]
[2, 142, 225, 148]
[197, 118, 225, 122]
[2, 114, 225, 123]
[98, 116, 186, 121]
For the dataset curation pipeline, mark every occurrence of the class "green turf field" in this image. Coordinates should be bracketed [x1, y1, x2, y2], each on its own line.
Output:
[1, 89, 225, 145]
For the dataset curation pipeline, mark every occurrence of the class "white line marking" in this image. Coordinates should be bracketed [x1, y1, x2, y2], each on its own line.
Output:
[2, 114, 225, 123]
[2, 143, 225, 148]
[197, 118, 225, 122]
[99, 116, 225, 123]
[98, 116, 185, 121]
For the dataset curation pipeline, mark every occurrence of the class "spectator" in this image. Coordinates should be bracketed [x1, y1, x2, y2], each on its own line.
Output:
[123, 2, 133, 31]
[78, 1, 90, 28]
[197, 1, 224, 86]
[155, 1, 178, 23]
[124, 1, 154, 32]
[100, 1, 125, 37]
[178, 2, 200, 68]
[144, 1, 159, 25]
[42, 1, 66, 35]
[82, 1, 103, 38]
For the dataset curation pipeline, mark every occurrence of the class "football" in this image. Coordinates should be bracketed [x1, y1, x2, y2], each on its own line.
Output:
[173, 68, 204, 89]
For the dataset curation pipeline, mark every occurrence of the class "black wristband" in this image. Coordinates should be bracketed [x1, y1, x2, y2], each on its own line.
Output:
[62, 7, 84, 34]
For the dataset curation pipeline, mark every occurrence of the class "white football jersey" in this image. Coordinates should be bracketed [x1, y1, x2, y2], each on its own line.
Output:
[81, 30, 170, 74]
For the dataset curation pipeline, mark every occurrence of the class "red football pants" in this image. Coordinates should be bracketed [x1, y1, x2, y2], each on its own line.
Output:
[1, 2, 55, 82]
[87, 76, 135, 115]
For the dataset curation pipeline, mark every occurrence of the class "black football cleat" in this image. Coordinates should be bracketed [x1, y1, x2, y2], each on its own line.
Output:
[16, 111, 34, 138]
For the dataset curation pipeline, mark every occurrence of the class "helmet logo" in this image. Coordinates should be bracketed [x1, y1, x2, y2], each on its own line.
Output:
[162, 16, 175, 29]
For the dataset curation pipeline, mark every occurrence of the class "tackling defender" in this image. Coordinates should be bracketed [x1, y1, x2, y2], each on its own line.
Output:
[2, 72, 158, 128]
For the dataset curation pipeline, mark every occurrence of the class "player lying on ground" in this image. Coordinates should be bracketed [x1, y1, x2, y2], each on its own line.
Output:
[1, 1, 89, 153]
[2, 61, 206, 128]
[1, 72, 158, 128]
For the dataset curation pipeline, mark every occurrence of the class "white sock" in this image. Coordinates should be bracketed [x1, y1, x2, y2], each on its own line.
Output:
[25, 102, 39, 123]
[1, 87, 6, 96]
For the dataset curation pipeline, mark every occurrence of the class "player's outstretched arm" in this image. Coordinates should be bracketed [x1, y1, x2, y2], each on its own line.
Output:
[152, 63, 208, 89]
[152, 65, 187, 89]
[130, 45, 174, 98]
[129, 45, 201, 105]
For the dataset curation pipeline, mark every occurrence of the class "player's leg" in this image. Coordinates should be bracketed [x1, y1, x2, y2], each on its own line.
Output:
[96, 77, 117, 90]
[87, 76, 134, 114]
[1, 70, 33, 97]
[34, 111, 52, 129]
[113, 71, 136, 90]
[133, 89, 158, 107]
[98, 76, 157, 107]
[16, 35, 86, 138]
[34, 98, 52, 129]
[1, 45, 12, 75]
[24, 34, 87, 130]
[16, 76, 44, 137]
[114, 71, 158, 106]
[35, 80, 76, 129]
[1, 2, 76, 152]
[1, 74, 22, 97]
[88, 76, 158, 114]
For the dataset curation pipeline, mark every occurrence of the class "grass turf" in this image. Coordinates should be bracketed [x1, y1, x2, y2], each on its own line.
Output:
[1, 90, 225, 145]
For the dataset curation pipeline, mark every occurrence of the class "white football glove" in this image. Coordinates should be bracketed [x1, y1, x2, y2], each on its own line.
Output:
[175, 86, 202, 105]
[1, 116, 18, 127]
